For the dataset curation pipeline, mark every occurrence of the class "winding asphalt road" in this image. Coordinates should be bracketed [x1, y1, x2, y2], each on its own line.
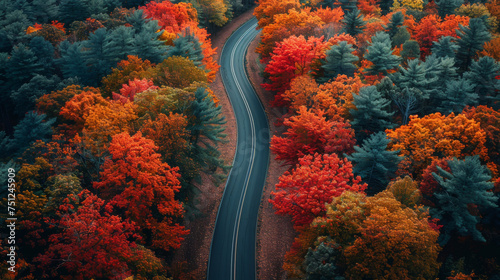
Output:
[207, 17, 269, 280]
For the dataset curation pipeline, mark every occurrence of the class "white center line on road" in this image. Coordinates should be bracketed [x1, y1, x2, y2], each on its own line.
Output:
[229, 22, 259, 280]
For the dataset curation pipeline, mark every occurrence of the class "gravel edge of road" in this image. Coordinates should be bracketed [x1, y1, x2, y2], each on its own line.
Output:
[171, 8, 259, 279]
[244, 28, 296, 280]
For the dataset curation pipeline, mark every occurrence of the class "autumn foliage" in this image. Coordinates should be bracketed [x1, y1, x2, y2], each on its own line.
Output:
[93, 132, 189, 252]
[271, 106, 356, 165]
[270, 153, 366, 227]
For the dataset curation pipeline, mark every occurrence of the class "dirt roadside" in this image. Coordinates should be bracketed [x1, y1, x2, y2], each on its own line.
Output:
[245, 28, 296, 280]
[171, 8, 259, 279]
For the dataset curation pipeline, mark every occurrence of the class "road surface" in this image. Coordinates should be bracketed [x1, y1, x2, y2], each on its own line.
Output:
[207, 17, 270, 280]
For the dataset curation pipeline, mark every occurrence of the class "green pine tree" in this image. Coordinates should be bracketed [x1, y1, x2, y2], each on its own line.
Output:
[304, 241, 345, 280]
[384, 11, 404, 40]
[401, 40, 420, 62]
[319, 41, 358, 82]
[167, 28, 204, 68]
[463, 56, 500, 107]
[364, 32, 401, 76]
[58, 0, 91, 25]
[5, 43, 44, 89]
[432, 156, 498, 244]
[103, 26, 135, 67]
[456, 18, 491, 71]
[57, 40, 88, 82]
[391, 59, 434, 99]
[10, 75, 61, 116]
[342, 8, 366, 37]
[392, 26, 411, 47]
[432, 36, 459, 59]
[350, 86, 394, 140]
[437, 78, 477, 114]
[347, 132, 402, 195]
[126, 10, 168, 64]
[8, 111, 55, 157]
[188, 87, 229, 179]
[82, 28, 109, 85]
[436, 0, 464, 18]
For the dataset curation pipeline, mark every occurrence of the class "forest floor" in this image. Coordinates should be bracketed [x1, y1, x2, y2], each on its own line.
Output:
[245, 25, 296, 280]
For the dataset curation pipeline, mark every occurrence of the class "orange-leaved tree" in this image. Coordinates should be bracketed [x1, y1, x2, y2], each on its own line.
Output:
[254, 0, 301, 28]
[386, 112, 488, 178]
[257, 8, 324, 60]
[282, 74, 363, 121]
[93, 132, 189, 252]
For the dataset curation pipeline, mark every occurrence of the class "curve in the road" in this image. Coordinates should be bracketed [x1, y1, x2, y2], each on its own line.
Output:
[207, 17, 269, 280]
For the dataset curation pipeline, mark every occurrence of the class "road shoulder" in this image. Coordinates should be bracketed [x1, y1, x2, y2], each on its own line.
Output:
[245, 27, 296, 280]
[171, 9, 258, 279]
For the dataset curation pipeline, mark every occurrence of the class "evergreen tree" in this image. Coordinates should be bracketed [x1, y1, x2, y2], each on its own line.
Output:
[7, 111, 55, 156]
[303, 241, 345, 280]
[126, 10, 167, 64]
[29, 36, 55, 75]
[436, 56, 459, 89]
[319, 41, 358, 82]
[58, 0, 91, 25]
[167, 28, 204, 67]
[391, 59, 436, 99]
[384, 11, 404, 40]
[377, 77, 421, 125]
[436, 0, 464, 18]
[350, 86, 394, 140]
[10, 75, 61, 116]
[188, 87, 229, 178]
[57, 40, 88, 82]
[401, 40, 420, 62]
[431, 156, 498, 244]
[379, 0, 393, 13]
[437, 78, 478, 114]
[432, 36, 459, 58]
[392, 26, 411, 47]
[342, 8, 366, 37]
[463, 56, 500, 107]
[456, 18, 491, 71]
[28, 0, 59, 22]
[0, 9, 30, 51]
[347, 132, 403, 195]
[103, 26, 135, 68]
[5, 43, 44, 90]
[364, 32, 401, 76]
[82, 28, 110, 85]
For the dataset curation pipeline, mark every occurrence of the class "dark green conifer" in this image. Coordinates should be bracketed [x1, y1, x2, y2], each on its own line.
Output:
[463, 56, 500, 107]
[167, 28, 204, 67]
[384, 11, 404, 39]
[456, 18, 491, 71]
[319, 41, 358, 82]
[437, 78, 478, 114]
[436, 0, 464, 18]
[347, 132, 402, 195]
[350, 86, 394, 140]
[432, 36, 459, 58]
[188, 87, 229, 178]
[432, 156, 498, 244]
[364, 32, 401, 76]
[342, 8, 366, 37]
